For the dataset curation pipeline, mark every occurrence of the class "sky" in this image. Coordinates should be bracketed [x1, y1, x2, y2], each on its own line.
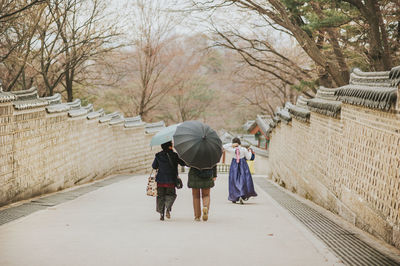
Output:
[106, 0, 294, 49]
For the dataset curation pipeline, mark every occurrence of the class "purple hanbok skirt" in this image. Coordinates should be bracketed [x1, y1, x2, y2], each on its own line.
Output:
[228, 158, 257, 202]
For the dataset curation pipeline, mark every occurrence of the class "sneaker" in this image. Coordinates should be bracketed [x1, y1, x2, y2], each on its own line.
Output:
[239, 197, 244, 205]
[160, 214, 164, 221]
[202, 207, 208, 221]
[194, 217, 201, 222]
[166, 210, 171, 219]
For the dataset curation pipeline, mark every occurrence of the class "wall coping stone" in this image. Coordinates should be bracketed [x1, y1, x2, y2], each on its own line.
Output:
[144, 120, 165, 132]
[272, 115, 281, 124]
[13, 99, 49, 110]
[68, 104, 93, 117]
[46, 103, 70, 113]
[308, 98, 342, 118]
[276, 106, 292, 123]
[43, 93, 62, 105]
[109, 114, 125, 125]
[87, 109, 104, 120]
[288, 104, 311, 122]
[0, 91, 16, 102]
[335, 67, 398, 111]
[12, 87, 38, 101]
[296, 96, 310, 110]
[67, 99, 81, 110]
[99, 112, 120, 123]
[389, 66, 400, 86]
[255, 115, 274, 136]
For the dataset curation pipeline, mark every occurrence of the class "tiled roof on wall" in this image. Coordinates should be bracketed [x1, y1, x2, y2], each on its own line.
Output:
[335, 67, 398, 111]
[272, 115, 281, 124]
[99, 112, 120, 123]
[109, 113, 125, 126]
[255, 115, 274, 136]
[144, 120, 164, 132]
[389, 65, 400, 87]
[1, 86, 159, 130]
[276, 105, 292, 123]
[0, 84, 16, 102]
[12, 87, 38, 100]
[43, 93, 62, 105]
[11, 87, 49, 110]
[87, 109, 104, 120]
[308, 87, 341, 118]
[68, 104, 93, 117]
[288, 96, 311, 122]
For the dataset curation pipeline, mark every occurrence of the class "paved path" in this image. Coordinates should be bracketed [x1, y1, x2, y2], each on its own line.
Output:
[0, 174, 344, 266]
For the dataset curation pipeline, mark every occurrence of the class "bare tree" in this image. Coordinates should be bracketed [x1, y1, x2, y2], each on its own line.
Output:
[192, 0, 400, 86]
[39, 0, 120, 101]
[232, 65, 298, 115]
[0, 1, 44, 91]
[0, 0, 120, 97]
[0, 0, 44, 22]
[161, 36, 215, 123]
[125, 0, 186, 119]
[211, 26, 316, 95]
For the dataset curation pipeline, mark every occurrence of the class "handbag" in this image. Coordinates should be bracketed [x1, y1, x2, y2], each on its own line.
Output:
[146, 170, 157, 197]
[175, 176, 183, 189]
[166, 153, 183, 189]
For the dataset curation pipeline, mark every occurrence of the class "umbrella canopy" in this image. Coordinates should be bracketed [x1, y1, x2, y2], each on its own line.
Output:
[150, 123, 180, 146]
[173, 121, 222, 169]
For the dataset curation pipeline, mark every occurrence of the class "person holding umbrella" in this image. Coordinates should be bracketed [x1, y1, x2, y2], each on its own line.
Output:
[152, 141, 186, 221]
[173, 121, 222, 222]
[223, 137, 257, 204]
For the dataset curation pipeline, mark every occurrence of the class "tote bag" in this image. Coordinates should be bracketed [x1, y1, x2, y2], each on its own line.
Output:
[146, 170, 157, 197]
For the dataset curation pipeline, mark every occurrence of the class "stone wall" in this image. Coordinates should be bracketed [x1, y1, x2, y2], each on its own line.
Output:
[0, 101, 155, 207]
[269, 103, 400, 248]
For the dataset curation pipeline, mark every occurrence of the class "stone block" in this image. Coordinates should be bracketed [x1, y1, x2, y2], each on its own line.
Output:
[393, 226, 400, 249]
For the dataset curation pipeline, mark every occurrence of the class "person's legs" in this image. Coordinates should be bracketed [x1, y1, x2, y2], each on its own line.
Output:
[164, 187, 177, 219]
[201, 188, 210, 221]
[156, 187, 166, 220]
[192, 188, 201, 220]
[201, 188, 210, 209]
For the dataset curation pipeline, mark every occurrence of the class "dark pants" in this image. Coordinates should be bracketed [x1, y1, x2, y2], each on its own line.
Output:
[156, 187, 177, 214]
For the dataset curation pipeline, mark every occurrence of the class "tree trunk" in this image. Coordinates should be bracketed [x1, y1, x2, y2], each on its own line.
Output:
[376, 1, 392, 68]
[311, 2, 350, 83]
[267, 0, 348, 86]
[65, 67, 73, 102]
[342, 0, 392, 70]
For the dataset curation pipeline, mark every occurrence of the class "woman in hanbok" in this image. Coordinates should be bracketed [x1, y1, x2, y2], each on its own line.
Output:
[223, 137, 257, 204]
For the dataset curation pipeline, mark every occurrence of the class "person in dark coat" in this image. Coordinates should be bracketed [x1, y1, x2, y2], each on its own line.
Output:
[152, 141, 186, 221]
[187, 166, 217, 221]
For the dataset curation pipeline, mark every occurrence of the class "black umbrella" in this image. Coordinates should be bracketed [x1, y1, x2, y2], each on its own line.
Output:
[173, 121, 222, 169]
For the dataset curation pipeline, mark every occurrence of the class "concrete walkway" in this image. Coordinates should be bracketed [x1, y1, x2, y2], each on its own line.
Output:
[0, 174, 343, 266]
